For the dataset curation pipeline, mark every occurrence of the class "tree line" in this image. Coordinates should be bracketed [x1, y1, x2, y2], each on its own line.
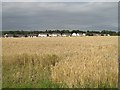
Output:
[2, 30, 119, 36]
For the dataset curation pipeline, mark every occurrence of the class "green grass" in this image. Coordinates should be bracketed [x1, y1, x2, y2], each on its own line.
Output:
[3, 79, 67, 88]
[2, 53, 67, 88]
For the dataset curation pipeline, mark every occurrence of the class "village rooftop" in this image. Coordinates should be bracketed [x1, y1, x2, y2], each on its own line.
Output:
[1, 30, 119, 38]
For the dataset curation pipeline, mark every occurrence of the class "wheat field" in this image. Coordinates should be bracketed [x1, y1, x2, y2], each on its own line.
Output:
[2, 36, 118, 88]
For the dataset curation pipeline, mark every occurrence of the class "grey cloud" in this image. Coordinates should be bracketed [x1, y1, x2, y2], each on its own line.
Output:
[2, 2, 118, 31]
[2, 0, 119, 2]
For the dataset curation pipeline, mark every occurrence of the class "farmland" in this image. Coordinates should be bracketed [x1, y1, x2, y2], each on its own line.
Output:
[2, 36, 118, 88]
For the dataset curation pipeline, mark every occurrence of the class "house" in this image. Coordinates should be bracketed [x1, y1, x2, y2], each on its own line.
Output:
[62, 33, 71, 37]
[28, 34, 38, 37]
[62, 34, 67, 37]
[76, 33, 80, 36]
[4, 34, 8, 38]
[3, 34, 13, 38]
[78, 33, 84, 36]
[92, 33, 101, 36]
[82, 33, 86, 36]
[52, 34, 57, 37]
[38, 34, 47, 37]
[102, 34, 110, 36]
[107, 34, 110, 36]
[72, 33, 85, 37]
[72, 33, 77, 36]
[51, 33, 61, 37]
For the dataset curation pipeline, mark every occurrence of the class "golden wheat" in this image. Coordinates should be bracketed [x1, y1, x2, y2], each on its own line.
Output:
[2, 36, 118, 88]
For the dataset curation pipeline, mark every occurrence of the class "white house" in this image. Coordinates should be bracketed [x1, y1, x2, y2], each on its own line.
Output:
[38, 34, 47, 37]
[51, 34, 58, 37]
[76, 33, 80, 36]
[103, 34, 110, 36]
[82, 33, 86, 36]
[72, 33, 77, 36]
[4, 34, 8, 38]
[72, 33, 84, 37]
[33, 36, 37, 38]
[107, 34, 110, 36]
[62, 34, 67, 37]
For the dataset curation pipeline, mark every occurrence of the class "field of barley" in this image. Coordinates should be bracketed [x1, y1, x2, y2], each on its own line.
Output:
[2, 36, 118, 88]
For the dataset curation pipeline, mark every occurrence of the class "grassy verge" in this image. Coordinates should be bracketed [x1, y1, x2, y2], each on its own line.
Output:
[2, 53, 66, 88]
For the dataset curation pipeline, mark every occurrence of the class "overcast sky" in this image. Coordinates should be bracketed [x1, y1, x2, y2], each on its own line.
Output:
[2, 0, 119, 2]
[2, 2, 118, 31]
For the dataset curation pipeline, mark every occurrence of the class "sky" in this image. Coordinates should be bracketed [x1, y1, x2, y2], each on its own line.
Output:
[2, 2, 118, 31]
[2, 0, 119, 2]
